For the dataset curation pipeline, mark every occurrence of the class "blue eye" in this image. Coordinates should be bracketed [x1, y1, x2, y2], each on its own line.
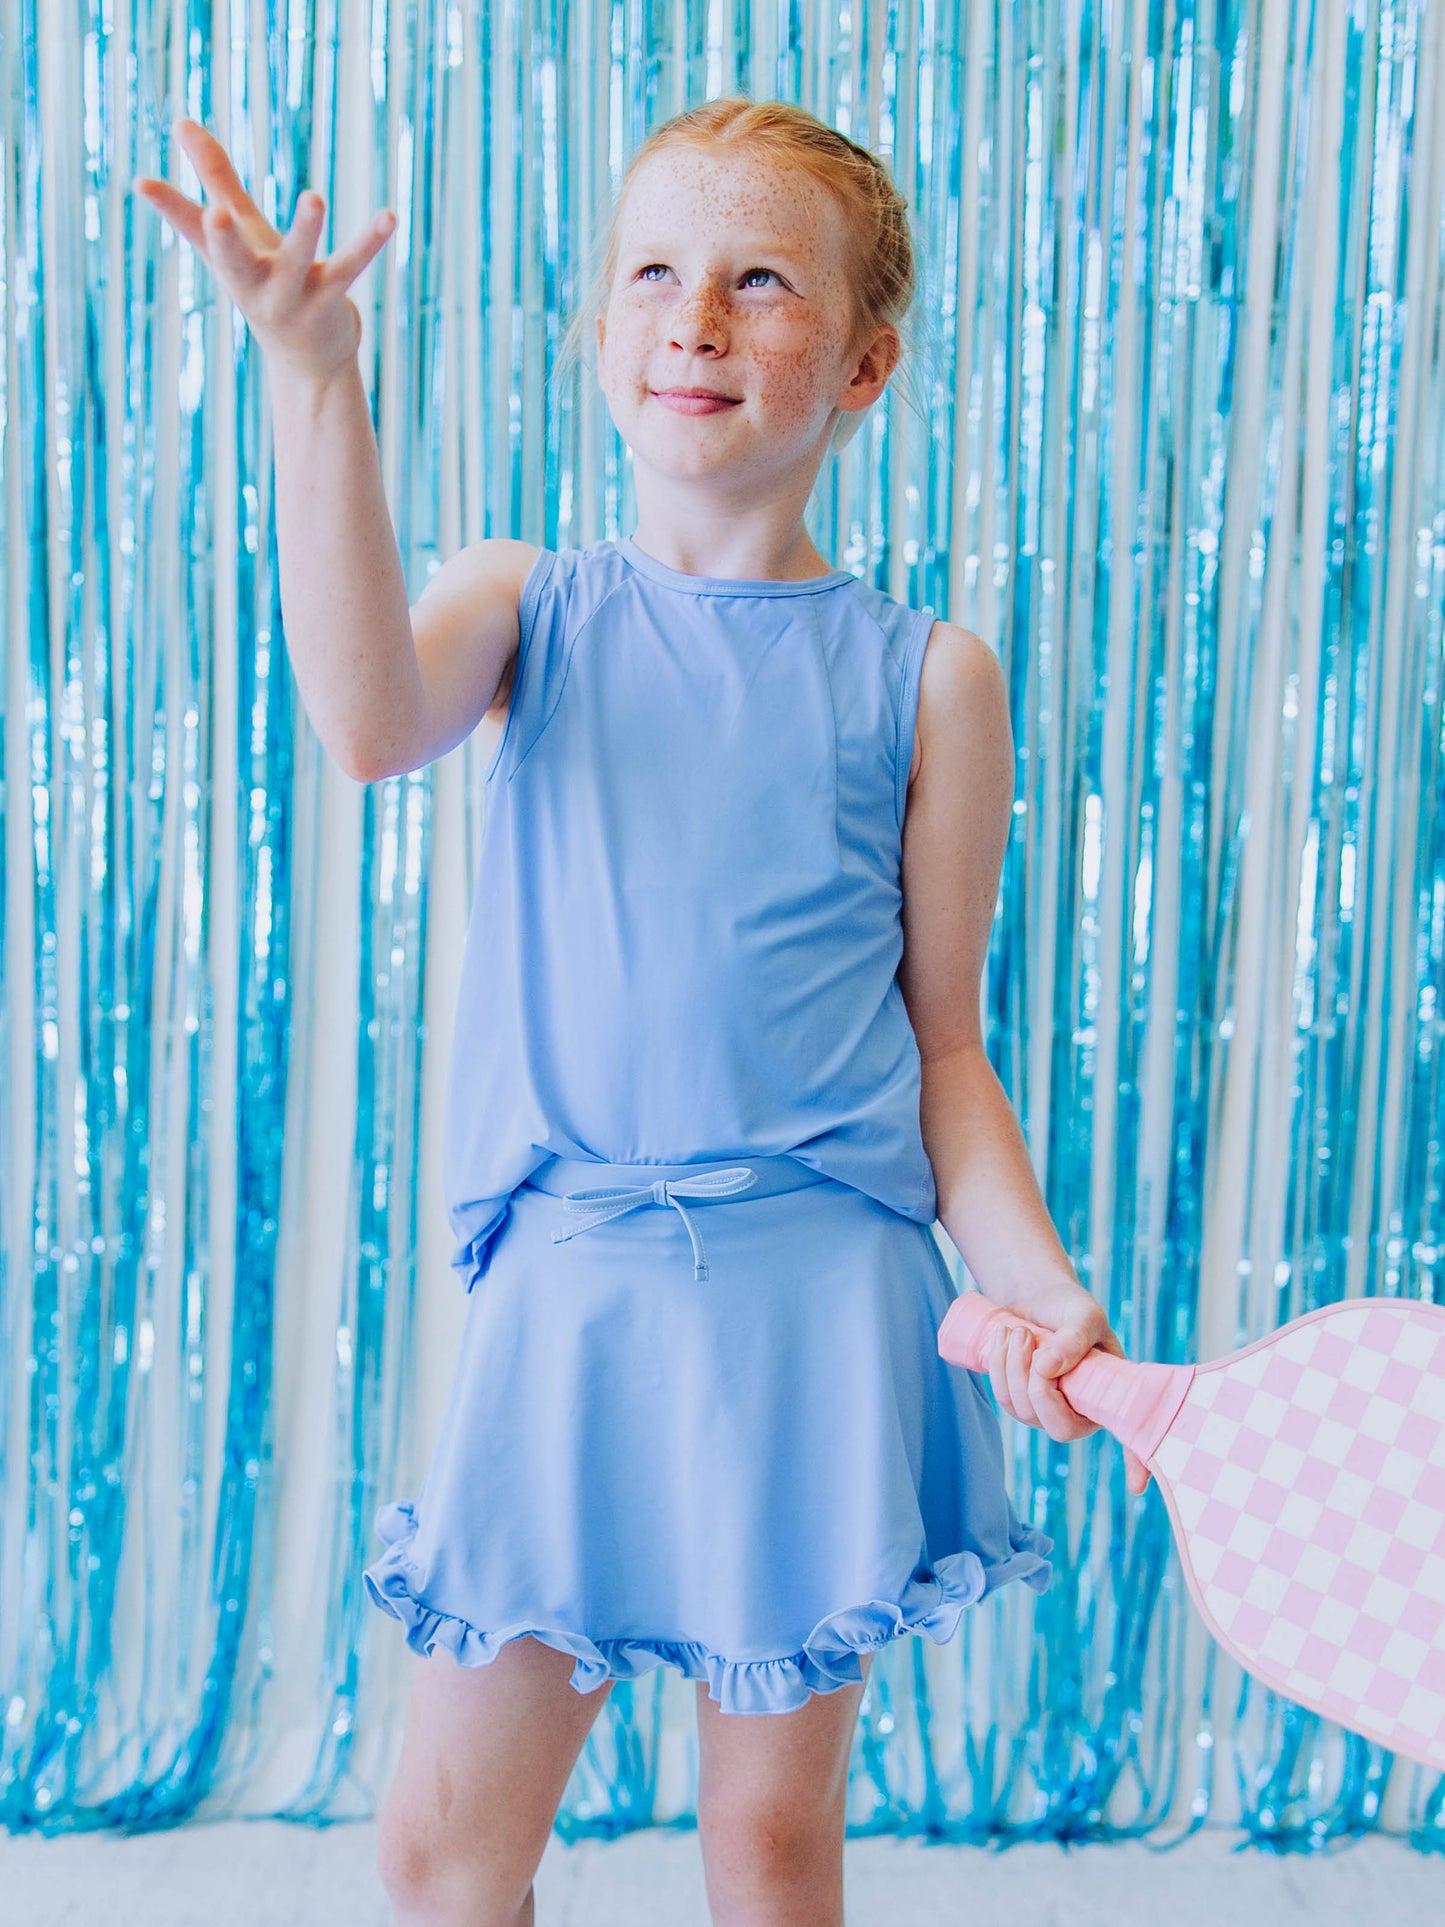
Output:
[635, 264, 780, 288]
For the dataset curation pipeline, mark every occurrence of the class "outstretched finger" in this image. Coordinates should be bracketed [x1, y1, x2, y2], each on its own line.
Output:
[313, 206, 398, 291]
[270, 189, 330, 286]
[132, 176, 209, 255]
[174, 118, 278, 244]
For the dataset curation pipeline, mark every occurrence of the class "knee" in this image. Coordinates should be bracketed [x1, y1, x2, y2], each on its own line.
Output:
[374, 1804, 455, 1916]
[697, 1784, 845, 1884]
[376, 1796, 532, 1922]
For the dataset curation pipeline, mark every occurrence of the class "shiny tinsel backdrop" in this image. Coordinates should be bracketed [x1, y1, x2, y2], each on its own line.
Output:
[2, 0, 1444, 1854]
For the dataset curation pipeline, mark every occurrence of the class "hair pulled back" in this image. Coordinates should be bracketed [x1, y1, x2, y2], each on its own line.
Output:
[553, 95, 930, 454]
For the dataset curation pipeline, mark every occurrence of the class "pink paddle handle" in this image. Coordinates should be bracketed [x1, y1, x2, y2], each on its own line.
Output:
[937, 1291, 1195, 1465]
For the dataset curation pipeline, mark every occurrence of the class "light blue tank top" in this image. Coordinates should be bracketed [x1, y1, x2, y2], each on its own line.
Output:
[444, 534, 940, 1291]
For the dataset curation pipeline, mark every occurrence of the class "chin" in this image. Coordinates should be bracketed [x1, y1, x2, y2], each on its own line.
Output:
[622, 418, 729, 460]
[635, 446, 752, 486]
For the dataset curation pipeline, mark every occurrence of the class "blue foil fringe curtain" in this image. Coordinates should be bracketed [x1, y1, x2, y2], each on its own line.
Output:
[2, 0, 1444, 1856]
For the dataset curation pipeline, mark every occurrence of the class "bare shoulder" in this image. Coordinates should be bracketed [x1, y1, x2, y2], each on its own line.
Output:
[414, 534, 543, 714]
[455, 538, 543, 717]
[908, 618, 1003, 791]
[373, 537, 544, 779]
[418, 534, 542, 588]
[416, 537, 542, 632]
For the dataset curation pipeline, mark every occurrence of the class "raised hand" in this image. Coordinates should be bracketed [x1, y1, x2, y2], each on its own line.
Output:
[132, 119, 396, 384]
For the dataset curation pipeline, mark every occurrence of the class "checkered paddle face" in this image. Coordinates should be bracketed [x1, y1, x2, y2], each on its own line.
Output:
[1154, 1299, 1445, 1770]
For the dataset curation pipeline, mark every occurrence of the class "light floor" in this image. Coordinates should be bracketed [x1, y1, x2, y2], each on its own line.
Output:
[1, 1817, 1442, 1925]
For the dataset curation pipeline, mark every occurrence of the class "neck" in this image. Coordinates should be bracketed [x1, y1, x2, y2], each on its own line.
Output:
[626, 520, 835, 582]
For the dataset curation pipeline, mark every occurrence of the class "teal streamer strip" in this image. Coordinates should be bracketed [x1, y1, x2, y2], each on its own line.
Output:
[1, 0, 1442, 1862]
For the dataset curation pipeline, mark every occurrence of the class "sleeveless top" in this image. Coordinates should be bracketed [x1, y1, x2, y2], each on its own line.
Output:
[444, 534, 940, 1292]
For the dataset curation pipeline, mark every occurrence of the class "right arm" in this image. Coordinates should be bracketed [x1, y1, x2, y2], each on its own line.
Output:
[135, 118, 528, 784]
[267, 353, 535, 783]
[265, 355, 419, 781]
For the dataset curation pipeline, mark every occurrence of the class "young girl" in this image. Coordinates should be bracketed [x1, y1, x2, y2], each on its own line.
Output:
[136, 96, 1149, 1927]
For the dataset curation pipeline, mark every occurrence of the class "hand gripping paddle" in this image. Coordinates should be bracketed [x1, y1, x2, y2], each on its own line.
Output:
[938, 1291, 1445, 1772]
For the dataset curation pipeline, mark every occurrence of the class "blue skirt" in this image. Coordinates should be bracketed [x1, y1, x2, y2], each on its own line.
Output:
[362, 1155, 1054, 1716]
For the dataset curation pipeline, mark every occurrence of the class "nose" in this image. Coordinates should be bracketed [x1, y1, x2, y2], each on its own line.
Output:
[670, 284, 730, 356]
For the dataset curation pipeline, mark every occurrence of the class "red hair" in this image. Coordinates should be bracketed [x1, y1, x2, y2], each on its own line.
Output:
[554, 95, 929, 453]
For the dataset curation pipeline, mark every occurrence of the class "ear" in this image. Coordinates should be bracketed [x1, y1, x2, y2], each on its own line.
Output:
[840, 323, 900, 412]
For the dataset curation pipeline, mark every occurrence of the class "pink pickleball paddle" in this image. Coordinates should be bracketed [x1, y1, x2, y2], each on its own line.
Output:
[938, 1291, 1445, 1772]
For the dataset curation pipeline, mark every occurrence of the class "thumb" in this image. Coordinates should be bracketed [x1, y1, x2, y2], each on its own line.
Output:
[1031, 1326, 1096, 1379]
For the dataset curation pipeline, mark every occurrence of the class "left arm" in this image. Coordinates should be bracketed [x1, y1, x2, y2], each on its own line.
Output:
[898, 622, 1150, 1493]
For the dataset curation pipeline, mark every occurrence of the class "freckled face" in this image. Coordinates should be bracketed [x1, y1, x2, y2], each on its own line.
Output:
[594, 148, 863, 489]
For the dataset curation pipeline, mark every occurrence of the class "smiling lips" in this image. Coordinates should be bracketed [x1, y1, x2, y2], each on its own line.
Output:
[651, 389, 742, 415]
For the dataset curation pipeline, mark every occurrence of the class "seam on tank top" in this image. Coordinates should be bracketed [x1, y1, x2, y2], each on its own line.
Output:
[507, 572, 632, 783]
[801, 598, 845, 870]
[895, 604, 938, 832]
[836, 584, 932, 834]
[485, 545, 558, 784]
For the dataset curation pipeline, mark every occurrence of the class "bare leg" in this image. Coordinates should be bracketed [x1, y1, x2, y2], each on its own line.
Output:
[694, 1655, 872, 1927]
[376, 1636, 614, 1927]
